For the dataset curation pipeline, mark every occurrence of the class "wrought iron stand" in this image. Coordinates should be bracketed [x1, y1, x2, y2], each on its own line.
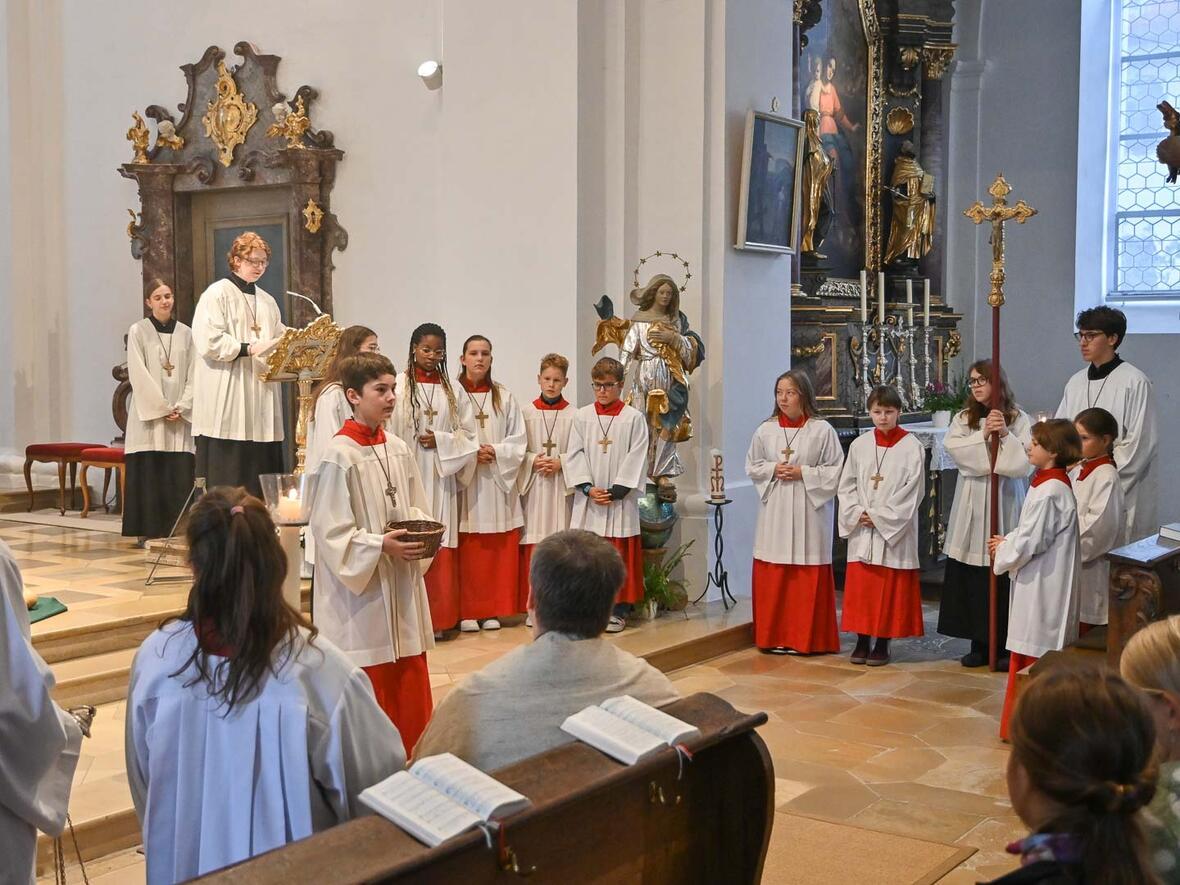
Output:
[695, 499, 737, 610]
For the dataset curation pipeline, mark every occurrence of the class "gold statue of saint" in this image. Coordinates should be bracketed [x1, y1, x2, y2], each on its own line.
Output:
[799, 108, 833, 255]
[883, 140, 936, 265]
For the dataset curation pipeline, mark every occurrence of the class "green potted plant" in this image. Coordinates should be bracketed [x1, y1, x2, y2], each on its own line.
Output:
[923, 376, 966, 428]
[641, 540, 694, 620]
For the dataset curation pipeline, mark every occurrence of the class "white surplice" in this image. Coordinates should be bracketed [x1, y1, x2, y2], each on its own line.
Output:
[1070, 460, 1124, 626]
[745, 418, 844, 565]
[390, 374, 479, 549]
[837, 431, 926, 569]
[190, 278, 286, 441]
[307, 383, 351, 476]
[519, 401, 576, 544]
[457, 385, 526, 533]
[125, 318, 196, 455]
[1055, 361, 1157, 543]
[565, 404, 648, 539]
[125, 622, 405, 884]
[310, 432, 437, 666]
[0, 541, 82, 885]
[993, 476, 1081, 658]
[942, 409, 1032, 567]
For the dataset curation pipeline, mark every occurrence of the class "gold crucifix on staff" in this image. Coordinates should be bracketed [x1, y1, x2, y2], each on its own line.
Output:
[963, 174, 1038, 308]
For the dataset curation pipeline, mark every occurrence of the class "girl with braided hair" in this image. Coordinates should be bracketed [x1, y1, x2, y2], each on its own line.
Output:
[390, 323, 478, 635]
[991, 668, 1160, 884]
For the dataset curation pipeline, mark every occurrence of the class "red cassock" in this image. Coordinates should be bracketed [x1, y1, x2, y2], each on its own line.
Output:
[458, 527, 523, 619]
[752, 561, 840, 652]
[999, 651, 1037, 741]
[609, 536, 645, 605]
[362, 654, 433, 755]
[840, 561, 924, 638]
[425, 548, 460, 631]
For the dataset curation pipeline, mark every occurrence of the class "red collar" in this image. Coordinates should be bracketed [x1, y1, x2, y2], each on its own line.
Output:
[873, 426, 908, 447]
[413, 367, 441, 383]
[196, 619, 235, 658]
[595, 399, 625, 416]
[1031, 467, 1072, 488]
[778, 413, 808, 428]
[534, 397, 569, 411]
[1077, 455, 1115, 482]
[336, 418, 386, 446]
[459, 377, 492, 393]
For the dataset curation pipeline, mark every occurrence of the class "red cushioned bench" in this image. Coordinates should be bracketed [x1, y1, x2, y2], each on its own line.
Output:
[78, 446, 126, 518]
[24, 442, 105, 515]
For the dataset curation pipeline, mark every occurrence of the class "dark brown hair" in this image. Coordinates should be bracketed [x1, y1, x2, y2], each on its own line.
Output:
[144, 277, 172, 300]
[457, 334, 503, 415]
[340, 353, 397, 403]
[1076, 305, 1127, 350]
[768, 369, 819, 421]
[1010, 668, 1160, 885]
[1074, 407, 1119, 458]
[962, 359, 1020, 430]
[591, 356, 624, 383]
[634, 274, 681, 318]
[530, 530, 625, 638]
[1032, 418, 1082, 468]
[867, 385, 902, 412]
[314, 325, 378, 405]
[169, 487, 313, 713]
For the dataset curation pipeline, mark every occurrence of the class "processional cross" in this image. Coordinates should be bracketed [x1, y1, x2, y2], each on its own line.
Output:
[963, 173, 1037, 671]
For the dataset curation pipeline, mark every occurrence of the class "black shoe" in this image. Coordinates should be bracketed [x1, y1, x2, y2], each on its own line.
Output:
[867, 639, 891, 667]
[850, 635, 871, 665]
[960, 650, 987, 668]
[995, 654, 1010, 673]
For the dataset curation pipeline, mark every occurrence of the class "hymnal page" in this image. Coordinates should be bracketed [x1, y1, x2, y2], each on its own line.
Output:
[358, 770, 481, 848]
[410, 752, 530, 820]
[600, 695, 701, 745]
[561, 704, 666, 765]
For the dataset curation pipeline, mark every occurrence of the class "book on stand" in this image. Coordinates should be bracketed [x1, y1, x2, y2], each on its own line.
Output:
[1159, 523, 1180, 543]
[560, 695, 701, 765]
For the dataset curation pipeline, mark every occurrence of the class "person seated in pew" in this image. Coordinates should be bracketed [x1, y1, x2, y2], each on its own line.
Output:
[414, 529, 679, 771]
[125, 488, 405, 883]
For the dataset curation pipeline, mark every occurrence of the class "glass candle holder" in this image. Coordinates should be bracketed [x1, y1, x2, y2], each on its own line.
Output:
[259, 473, 319, 526]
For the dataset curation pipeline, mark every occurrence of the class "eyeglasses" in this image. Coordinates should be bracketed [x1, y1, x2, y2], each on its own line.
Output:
[591, 382, 620, 391]
[242, 256, 269, 269]
[415, 346, 445, 357]
[1074, 331, 1106, 343]
[967, 377, 988, 388]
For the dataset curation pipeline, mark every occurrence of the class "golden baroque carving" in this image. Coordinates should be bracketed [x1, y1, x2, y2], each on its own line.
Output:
[155, 119, 184, 152]
[922, 43, 957, 80]
[886, 106, 914, 135]
[899, 46, 921, 71]
[126, 112, 150, 164]
[791, 340, 827, 359]
[863, 0, 885, 270]
[302, 198, 324, 233]
[267, 94, 311, 150]
[1112, 563, 1163, 639]
[202, 60, 258, 167]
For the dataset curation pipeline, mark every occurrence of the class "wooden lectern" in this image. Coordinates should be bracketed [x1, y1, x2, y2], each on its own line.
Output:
[194, 693, 774, 884]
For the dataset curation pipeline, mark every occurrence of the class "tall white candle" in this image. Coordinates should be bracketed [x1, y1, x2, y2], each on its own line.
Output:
[923, 278, 931, 327]
[905, 279, 914, 326]
[877, 272, 886, 324]
[859, 270, 868, 323]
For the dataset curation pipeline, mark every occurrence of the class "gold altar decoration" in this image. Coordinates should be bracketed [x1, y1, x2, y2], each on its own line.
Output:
[632, 251, 692, 293]
[267, 94, 311, 150]
[963, 174, 1038, 307]
[899, 47, 921, 70]
[302, 198, 324, 233]
[886, 106, 914, 135]
[800, 109, 833, 254]
[126, 112, 150, 164]
[155, 119, 184, 152]
[862, 0, 885, 270]
[922, 43, 958, 80]
[263, 314, 343, 475]
[791, 340, 826, 360]
[883, 142, 936, 264]
[202, 60, 258, 167]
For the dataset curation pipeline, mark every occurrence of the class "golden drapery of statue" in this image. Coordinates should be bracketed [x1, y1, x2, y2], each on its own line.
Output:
[883, 141, 936, 265]
[800, 108, 833, 255]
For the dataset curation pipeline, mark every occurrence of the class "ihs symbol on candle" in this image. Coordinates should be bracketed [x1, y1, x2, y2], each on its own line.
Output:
[277, 487, 302, 522]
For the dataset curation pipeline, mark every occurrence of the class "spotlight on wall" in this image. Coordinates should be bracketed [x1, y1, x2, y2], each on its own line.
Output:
[417, 60, 443, 90]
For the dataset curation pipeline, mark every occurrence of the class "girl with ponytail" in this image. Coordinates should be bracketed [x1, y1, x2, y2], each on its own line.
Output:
[124, 487, 405, 882]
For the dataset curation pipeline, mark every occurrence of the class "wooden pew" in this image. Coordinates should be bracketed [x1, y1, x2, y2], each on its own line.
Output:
[194, 693, 773, 884]
[1106, 534, 1180, 669]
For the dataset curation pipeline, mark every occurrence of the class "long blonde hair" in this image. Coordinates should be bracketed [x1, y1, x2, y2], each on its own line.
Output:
[1121, 616, 1180, 698]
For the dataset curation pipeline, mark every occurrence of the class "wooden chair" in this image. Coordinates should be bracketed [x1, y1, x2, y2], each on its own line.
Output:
[78, 446, 126, 517]
[23, 442, 104, 515]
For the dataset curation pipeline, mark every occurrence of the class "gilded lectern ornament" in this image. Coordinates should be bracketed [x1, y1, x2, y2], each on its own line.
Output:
[267, 95, 311, 150]
[202, 61, 258, 167]
[155, 119, 184, 152]
[126, 112, 150, 164]
[302, 199, 324, 233]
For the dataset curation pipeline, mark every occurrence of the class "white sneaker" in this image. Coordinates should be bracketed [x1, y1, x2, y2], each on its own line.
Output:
[525, 613, 534, 628]
[481, 618, 501, 630]
[605, 615, 626, 634]
[459, 619, 480, 632]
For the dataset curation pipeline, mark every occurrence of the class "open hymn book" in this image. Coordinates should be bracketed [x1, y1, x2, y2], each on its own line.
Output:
[358, 753, 530, 848]
[560, 695, 701, 765]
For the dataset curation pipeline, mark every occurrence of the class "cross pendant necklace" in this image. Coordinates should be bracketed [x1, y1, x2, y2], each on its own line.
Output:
[369, 439, 398, 510]
[153, 325, 175, 377]
[780, 421, 805, 461]
[596, 413, 617, 454]
[467, 390, 491, 430]
[420, 384, 439, 425]
[540, 410, 560, 458]
[240, 292, 262, 337]
[870, 444, 889, 491]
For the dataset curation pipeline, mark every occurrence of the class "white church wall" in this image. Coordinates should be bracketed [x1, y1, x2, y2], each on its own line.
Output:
[0, 1, 13, 453]
[948, 0, 1177, 525]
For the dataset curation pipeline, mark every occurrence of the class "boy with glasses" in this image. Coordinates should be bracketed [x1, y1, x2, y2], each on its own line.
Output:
[565, 358, 647, 632]
[1054, 306, 1157, 544]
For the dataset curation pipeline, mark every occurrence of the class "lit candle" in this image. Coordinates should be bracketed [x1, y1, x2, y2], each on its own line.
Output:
[859, 270, 868, 324]
[905, 279, 914, 326]
[277, 487, 302, 522]
[923, 278, 931, 327]
[877, 272, 885, 325]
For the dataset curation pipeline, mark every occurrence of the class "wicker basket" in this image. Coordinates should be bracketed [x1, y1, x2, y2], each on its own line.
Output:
[385, 518, 446, 559]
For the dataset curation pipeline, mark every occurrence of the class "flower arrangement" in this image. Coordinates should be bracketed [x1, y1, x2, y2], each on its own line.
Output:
[923, 377, 966, 413]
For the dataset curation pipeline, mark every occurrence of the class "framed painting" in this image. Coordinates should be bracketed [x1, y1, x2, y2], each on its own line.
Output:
[736, 110, 805, 254]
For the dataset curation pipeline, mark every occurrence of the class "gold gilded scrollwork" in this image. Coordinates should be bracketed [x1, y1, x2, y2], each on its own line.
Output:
[202, 61, 258, 167]
[791, 340, 826, 360]
[922, 43, 958, 80]
[302, 199, 324, 233]
[155, 119, 184, 152]
[899, 47, 921, 70]
[861, 0, 885, 270]
[126, 112, 150, 164]
[886, 107, 914, 135]
[267, 94, 311, 149]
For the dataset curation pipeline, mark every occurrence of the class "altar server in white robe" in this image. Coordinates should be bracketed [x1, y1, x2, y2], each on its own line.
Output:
[390, 323, 478, 635]
[565, 357, 648, 633]
[123, 278, 196, 542]
[518, 353, 576, 616]
[989, 418, 1082, 740]
[304, 325, 380, 568]
[1071, 407, 1125, 631]
[746, 369, 844, 655]
[190, 231, 286, 497]
[311, 352, 437, 753]
[1, 541, 85, 885]
[936, 359, 1032, 671]
[1055, 305, 1157, 544]
[455, 335, 527, 631]
[838, 386, 926, 666]
[126, 488, 404, 883]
